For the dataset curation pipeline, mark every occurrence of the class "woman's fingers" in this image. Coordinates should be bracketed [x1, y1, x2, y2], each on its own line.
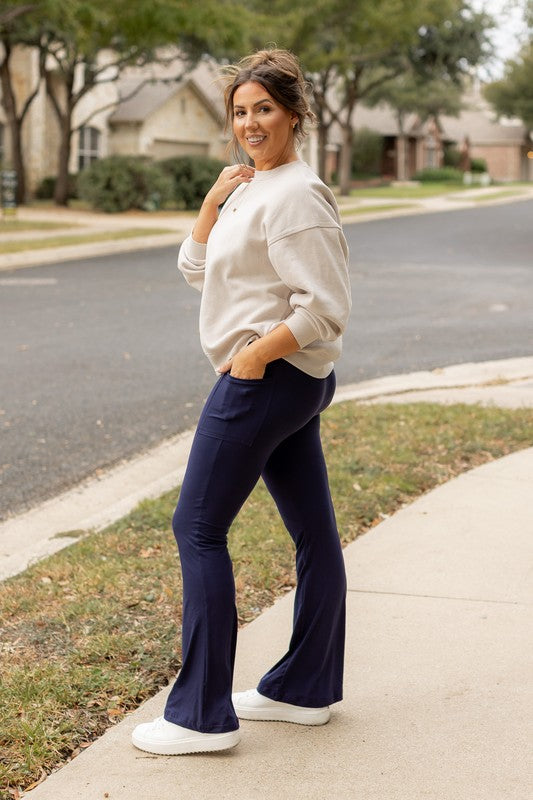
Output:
[217, 359, 232, 374]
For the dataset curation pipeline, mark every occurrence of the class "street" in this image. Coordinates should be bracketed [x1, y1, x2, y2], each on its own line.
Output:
[1, 200, 532, 519]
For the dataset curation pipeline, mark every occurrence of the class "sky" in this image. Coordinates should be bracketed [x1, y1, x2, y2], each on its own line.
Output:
[471, 0, 529, 78]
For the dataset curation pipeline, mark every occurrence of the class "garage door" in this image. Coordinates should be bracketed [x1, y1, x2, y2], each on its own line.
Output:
[150, 140, 209, 159]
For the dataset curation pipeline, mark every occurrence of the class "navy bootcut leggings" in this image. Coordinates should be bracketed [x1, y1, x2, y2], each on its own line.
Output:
[164, 358, 346, 733]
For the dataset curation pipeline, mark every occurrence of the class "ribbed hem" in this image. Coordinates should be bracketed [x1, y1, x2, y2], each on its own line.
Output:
[283, 310, 319, 348]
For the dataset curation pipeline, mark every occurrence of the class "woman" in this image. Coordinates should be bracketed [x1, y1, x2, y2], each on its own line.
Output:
[132, 48, 351, 755]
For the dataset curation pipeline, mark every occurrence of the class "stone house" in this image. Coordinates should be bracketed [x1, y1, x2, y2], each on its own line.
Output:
[0, 50, 316, 198]
[0, 52, 233, 195]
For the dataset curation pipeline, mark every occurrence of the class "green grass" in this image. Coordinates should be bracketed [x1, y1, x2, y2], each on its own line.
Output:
[0, 220, 80, 234]
[339, 202, 419, 217]
[346, 181, 468, 199]
[472, 189, 527, 203]
[1, 401, 532, 797]
[0, 228, 175, 255]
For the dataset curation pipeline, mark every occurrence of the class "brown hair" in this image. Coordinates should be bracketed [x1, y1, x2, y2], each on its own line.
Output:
[222, 49, 315, 161]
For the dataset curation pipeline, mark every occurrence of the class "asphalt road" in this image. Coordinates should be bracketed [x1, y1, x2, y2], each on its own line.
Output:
[1, 200, 532, 519]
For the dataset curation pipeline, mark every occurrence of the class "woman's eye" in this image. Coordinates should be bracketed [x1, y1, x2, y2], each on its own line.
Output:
[259, 106, 270, 113]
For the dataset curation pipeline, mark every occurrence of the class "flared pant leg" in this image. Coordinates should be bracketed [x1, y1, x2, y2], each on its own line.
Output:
[164, 360, 345, 733]
[257, 414, 346, 707]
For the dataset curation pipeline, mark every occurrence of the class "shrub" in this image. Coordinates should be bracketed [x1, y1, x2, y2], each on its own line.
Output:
[351, 128, 384, 178]
[77, 156, 173, 213]
[159, 155, 227, 209]
[413, 166, 464, 183]
[443, 146, 462, 168]
[35, 174, 78, 200]
[470, 157, 488, 173]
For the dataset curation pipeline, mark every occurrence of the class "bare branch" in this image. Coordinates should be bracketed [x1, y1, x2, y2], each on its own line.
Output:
[0, 4, 36, 28]
[43, 68, 64, 121]
[73, 71, 187, 131]
[360, 68, 405, 98]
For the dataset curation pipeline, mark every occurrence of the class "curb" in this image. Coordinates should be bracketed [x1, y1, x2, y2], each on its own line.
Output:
[2, 189, 532, 273]
[0, 231, 184, 272]
[1, 356, 532, 583]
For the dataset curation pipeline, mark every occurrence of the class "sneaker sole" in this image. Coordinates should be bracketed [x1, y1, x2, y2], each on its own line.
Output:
[131, 729, 240, 756]
[233, 705, 330, 726]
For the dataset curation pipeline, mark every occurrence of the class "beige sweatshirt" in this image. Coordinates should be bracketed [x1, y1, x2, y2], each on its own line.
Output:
[177, 159, 351, 379]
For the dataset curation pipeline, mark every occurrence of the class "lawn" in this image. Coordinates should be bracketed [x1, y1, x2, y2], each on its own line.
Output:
[0, 220, 80, 233]
[1, 401, 533, 797]
[345, 181, 468, 199]
[339, 202, 419, 217]
[0, 228, 175, 255]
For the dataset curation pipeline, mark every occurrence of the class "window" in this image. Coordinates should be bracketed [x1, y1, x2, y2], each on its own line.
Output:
[78, 126, 100, 170]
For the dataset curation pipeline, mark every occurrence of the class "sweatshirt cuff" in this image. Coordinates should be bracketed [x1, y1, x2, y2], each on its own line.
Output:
[283, 310, 319, 349]
[185, 235, 207, 263]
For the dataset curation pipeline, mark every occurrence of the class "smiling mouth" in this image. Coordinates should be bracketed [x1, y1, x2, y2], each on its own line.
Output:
[246, 136, 266, 146]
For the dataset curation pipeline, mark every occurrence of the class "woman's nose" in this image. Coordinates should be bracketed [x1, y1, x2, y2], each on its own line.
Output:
[244, 112, 258, 129]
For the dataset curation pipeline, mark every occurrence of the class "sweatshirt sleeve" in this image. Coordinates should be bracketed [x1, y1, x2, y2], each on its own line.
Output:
[177, 234, 207, 292]
[267, 225, 351, 348]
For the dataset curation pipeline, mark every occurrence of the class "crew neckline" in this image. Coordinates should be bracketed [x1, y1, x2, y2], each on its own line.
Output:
[251, 159, 306, 181]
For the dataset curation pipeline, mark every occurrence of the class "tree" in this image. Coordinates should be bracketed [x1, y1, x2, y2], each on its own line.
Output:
[331, 1, 492, 193]
[484, 44, 533, 133]
[0, 2, 41, 202]
[3, 0, 247, 205]
[364, 73, 463, 180]
[241, 0, 492, 192]
[45, 0, 249, 204]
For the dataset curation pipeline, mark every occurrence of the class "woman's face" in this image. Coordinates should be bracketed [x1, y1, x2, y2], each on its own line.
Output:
[232, 81, 298, 171]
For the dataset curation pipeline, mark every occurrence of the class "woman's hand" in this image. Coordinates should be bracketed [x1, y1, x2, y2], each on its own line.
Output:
[218, 346, 267, 380]
[217, 325, 300, 380]
[204, 164, 255, 209]
[192, 164, 254, 244]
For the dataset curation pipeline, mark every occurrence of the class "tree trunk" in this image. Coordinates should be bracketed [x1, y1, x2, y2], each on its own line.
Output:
[317, 121, 328, 182]
[339, 123, 353, 196]
[396, 134, 407, 181]
[0, 48, 27, 203]
[54, 113, 73, 206]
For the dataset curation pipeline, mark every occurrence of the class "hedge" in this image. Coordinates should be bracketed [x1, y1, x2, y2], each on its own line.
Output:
[77, 156, 174, 213]
[413, 166, 464, 183]
[159, 155, 227, 210]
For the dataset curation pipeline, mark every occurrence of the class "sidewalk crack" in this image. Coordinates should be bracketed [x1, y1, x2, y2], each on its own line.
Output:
[346, 588, 528, 606]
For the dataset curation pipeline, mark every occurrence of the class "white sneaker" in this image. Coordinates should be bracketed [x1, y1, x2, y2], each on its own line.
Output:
[232, 689, 331, 726]
[131, 716, 240, 755]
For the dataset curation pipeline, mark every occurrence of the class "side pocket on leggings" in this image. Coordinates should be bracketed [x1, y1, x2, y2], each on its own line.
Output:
[197, 374, 273, 446]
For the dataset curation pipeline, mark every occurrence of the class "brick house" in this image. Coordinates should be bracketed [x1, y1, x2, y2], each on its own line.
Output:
[327, 89, 532, 183]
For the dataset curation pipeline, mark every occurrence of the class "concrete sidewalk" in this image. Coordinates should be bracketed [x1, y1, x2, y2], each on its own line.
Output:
[23, 362, 533, 800]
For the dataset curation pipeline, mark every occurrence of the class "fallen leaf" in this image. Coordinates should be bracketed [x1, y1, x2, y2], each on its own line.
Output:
[24, 769, 47, 791]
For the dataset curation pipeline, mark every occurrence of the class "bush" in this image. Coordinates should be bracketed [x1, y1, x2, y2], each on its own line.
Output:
[413, 166, 464, 183]
[35, 174, 78, 200]
[470, 157, 488, 173]
[351, 128, 384, 178]
[77, 156, 173, 213]
[159, 155, 227, 209]
[443, 146, 462, 169]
